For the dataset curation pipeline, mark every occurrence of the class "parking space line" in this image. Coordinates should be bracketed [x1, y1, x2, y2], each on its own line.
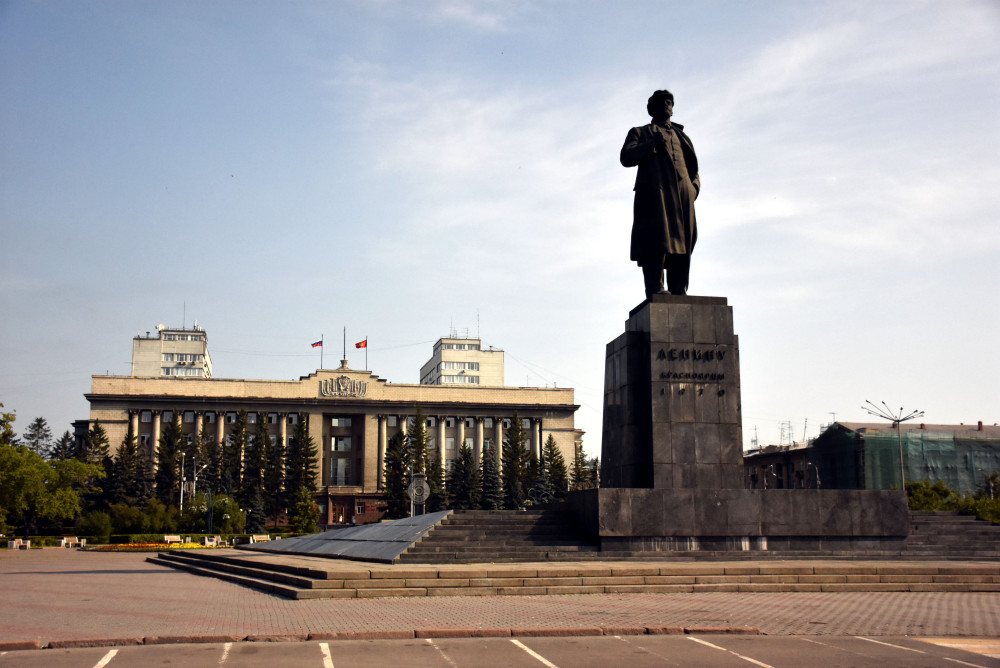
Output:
[854, 637, 925, 654]
[319, 642, 335, 668]
[424, 639, 458, 668]
[93, 649, 118, 668]
[687, 636, 774, 668]
[510, 639, 559, 668]
[218, 641, 232, 665]
[944, 658, 987, 668]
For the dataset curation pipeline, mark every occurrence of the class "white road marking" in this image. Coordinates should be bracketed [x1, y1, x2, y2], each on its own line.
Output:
[687, 636, 774, 668]
[92, 649, 118, 668]
[854, 636, 925, 654]
[424, 638, 458, 668]
[943, 658, 987, 668]
[510, 638, 559, 668]
[218, 641, 233, 665]
[319, 642, 335, 668]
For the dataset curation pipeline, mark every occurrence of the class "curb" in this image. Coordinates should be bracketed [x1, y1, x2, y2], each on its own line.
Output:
[1, 625, 762, 652]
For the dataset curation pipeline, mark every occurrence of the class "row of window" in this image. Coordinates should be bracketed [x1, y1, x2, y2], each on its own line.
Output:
[440, 361, 479, 371]
[136, 412, 533, 430]
[138, 410, 301, 425]
[441, 375, 480, 384]
[163, 333, 204, 341]
[442, 343, 480, 350]
[162, 353, 204, 363]
[385, 416, 529, 429]
[161, 367, 203, 376]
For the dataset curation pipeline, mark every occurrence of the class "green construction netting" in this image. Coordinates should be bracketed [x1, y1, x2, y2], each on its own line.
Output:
[862, 432, 1000, 494]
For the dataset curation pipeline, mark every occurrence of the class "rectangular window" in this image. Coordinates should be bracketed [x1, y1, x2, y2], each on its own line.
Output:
[140, 411, 151, 423]
[387, 416, 397, 427]
[206, 412, 217, 424]
[331, 417, 352, 428]
[465, 417, 475, 428]
[331, 458, 351, 486]
[162, 353, 174, 362]
[426, 417, 436, 427]
[446, 437, 455, 451]
[522, 418, 531, 429]
[248, 413, 257, 424]
[267, 413, 278, 424]
[464, 437, 473, 449]
[484, 418, 493, 428]
[288, 413, 299, 425]
[332, 436, 352, 452]
[163, 410, 173, 422]
[355, 501, 365, 515]
[139, 434, 150, 447]
[484, 438, 494, 451]
[446, 417, 455, 428]
[183, 411, 195, 423]
[226, 412, 236, 424]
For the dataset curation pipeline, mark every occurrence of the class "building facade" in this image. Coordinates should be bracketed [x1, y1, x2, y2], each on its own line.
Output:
[744, 421, 1000, 494]
[131, 325, 213, 378]
[85, 361, 581, 527]
[419, 337, 504, 386]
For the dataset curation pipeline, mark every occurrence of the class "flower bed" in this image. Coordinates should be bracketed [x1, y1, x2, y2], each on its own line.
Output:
[84, 542, 223, 552]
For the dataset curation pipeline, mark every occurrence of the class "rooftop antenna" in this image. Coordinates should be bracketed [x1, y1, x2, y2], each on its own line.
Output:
[861, 400, 924, 489]
[477, 309, 480, 339]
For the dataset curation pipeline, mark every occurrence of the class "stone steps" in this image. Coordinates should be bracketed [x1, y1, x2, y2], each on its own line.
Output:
[147, 550, 1000, 599]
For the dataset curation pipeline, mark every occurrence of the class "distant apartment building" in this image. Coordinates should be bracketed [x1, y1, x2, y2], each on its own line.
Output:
[131, 324, 213, 378]
[419, 337, 504, 386]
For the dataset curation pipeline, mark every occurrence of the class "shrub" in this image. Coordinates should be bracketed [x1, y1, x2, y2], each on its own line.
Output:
[76, 511, 112, 544]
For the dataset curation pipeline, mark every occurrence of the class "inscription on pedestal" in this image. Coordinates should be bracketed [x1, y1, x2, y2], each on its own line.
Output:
[602, 295, 743, 490]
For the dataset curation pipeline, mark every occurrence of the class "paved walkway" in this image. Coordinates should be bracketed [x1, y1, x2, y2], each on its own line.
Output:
[2, 549, 999, 650]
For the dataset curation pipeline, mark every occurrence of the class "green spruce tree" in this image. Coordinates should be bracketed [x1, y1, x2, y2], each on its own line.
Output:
[480, 445, 502, 510]
[154, 410, 183, 505]
[447, 443, 481, 509]
[502, 415, 528, 510]
[50, 430, 75, 461]
[221, 410, 248, 497]
[425, 456, 446, 512]
[289, 485, 319, 534]
[263, 427, 286, 529]
[570, 445, 588, 491]
[285, 414, 318, 495]
[84, 420, 111, 464]
[22, 417, 52, 457]
[199, 419, 221, 495]
[383, 431, 410, 519]
[543, 434, 569, 499]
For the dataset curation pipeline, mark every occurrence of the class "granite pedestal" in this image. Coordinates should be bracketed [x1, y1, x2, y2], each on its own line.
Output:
[586, 294, 909, 553]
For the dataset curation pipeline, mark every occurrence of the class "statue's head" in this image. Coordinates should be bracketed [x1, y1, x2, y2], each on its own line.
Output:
[647, 89, 674, 119]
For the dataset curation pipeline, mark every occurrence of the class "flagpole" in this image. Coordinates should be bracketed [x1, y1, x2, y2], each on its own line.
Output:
[320, 333, 324, 370]
[365, 334, 368, 370]
[343, 327, 346, 363]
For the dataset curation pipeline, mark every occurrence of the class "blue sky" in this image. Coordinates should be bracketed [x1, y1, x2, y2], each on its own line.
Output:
[2, 0, 998, 454]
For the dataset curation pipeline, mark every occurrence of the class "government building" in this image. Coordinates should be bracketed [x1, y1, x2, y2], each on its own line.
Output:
[84, 328, 582, 526]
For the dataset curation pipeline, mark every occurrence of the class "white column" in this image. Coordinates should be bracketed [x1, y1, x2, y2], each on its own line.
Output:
[377, 415, 387, 489]
[495, 417, 504, 474]
[151, 410, 162, 466]
[533, 418, 542, 460]
[129, 410, 139, 436]
[437, 418, 446, 469]
[475, 417, 485, 467]
[456, 417, 466, 464]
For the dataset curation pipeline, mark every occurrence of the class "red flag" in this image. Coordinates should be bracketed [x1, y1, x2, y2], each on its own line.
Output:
[355, 339, 367, 349]
[311, 340, 323, 348]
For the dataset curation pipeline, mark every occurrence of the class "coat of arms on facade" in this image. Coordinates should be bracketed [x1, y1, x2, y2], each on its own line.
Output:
[319, 375, 368, 398]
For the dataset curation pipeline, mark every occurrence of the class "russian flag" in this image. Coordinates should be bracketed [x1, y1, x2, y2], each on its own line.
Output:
[311, 340, 323, 348]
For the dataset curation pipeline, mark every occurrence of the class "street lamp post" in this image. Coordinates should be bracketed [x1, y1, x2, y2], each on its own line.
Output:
[179, 451, 187, 515]
[861, 400, 924, 490]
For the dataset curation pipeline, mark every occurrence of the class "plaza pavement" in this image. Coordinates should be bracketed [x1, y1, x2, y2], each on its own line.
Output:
[2, 548, 1000, 651]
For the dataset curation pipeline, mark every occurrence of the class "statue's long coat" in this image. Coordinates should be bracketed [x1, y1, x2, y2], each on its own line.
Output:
[620, 123, 700, 262]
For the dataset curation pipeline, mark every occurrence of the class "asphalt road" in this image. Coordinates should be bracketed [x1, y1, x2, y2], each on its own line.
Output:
[3, 635, 1000, 668]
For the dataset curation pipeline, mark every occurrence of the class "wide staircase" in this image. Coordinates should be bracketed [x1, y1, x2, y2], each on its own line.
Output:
[904, 510, 1000, 559]
[397, 509, 600, 564]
